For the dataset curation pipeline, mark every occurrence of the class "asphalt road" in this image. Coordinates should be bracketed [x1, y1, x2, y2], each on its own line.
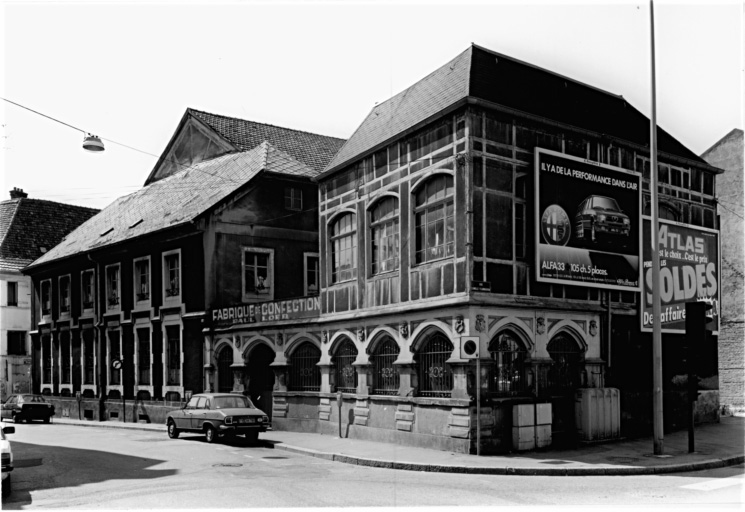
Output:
[2, 423, 743, 509]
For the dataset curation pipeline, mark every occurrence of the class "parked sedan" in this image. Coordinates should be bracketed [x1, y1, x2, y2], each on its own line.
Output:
[0, 394, 55, 424]
[165, 393, 270, 444]
[1, 423, 15, 499]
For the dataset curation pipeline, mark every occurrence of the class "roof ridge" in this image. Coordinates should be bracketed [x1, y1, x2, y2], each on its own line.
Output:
[0, 196, 100, 213]
[188, 108, 346, 142]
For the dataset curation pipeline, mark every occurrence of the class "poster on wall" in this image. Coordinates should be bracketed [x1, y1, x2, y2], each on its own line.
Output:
[535, 148, 642, 291]
[641, 217, 720, 334]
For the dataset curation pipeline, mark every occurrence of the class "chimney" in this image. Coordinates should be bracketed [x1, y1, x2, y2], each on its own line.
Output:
[10, 187, 28, 199]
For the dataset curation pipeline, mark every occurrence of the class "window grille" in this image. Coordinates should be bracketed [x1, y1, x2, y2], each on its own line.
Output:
[372, 336, 400, 395]
[289, 342, 321, 391]
[544, 333, 584, 394]
[333, 339, 358, 392]
[415, 333, 453, 397]
[217, 346, 233, 392]
[488, 332, 528, 395]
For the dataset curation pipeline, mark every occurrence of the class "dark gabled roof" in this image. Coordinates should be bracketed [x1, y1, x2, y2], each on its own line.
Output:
[0, 198, 99, 272]
[324, 44, 711, 175]
[27, 142, 314, 269]
[189, 109, 345, 173]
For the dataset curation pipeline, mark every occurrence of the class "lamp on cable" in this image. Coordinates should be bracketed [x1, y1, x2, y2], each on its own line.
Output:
[82, 133, 105, 152]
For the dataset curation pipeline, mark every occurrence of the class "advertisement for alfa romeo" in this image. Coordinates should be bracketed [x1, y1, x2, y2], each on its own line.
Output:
[641, 218, 720, 334]
[535, 148, 642, 291]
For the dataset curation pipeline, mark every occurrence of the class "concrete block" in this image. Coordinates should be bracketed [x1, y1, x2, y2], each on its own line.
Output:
[396, 421, 412, 432]
[512, 425, 535, 451]
[395, 412, 414, 422]
[512, 404, 535, 427]
[449, 426, 471, 439]
[449, 416, 470, 428]
[536, 424, 552, 448]
[536, 403, 552, 425]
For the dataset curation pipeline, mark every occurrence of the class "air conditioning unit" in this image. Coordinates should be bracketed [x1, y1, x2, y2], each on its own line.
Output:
[574, 388, 621, 442]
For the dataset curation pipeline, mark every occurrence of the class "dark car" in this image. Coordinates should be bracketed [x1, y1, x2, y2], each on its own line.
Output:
[165, 393, 270, 444]
[574, 195, 631, 246]
[0, 395, 55, 424]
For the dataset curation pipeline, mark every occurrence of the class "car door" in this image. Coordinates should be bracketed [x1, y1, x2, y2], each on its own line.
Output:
[178, 396, 200, 430]
[0, 396, 16, 420]
[190, 397, 208, 430]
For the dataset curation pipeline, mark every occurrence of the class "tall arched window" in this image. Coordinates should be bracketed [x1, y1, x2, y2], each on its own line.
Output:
[370, 198, 400, 275]
[415, 332, 453, 397]
[333, 338, 358, 392]
[488, 331, 528, 395]
[330, 213, 357, 283]
[414, 175, 454, 264]
[288, 342, 321, 391]
[371, 336, 400, 395]
[546, 333, 584, 393]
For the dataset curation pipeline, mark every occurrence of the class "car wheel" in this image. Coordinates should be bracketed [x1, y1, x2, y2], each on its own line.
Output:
[245, 431, 259, 445]
[2, 473, 11, 499]
[167, 420, 180, 439]
[204, 425, 217, 444]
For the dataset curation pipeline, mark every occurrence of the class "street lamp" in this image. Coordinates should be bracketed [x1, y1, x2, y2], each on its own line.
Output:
[82, 134, 105, 152]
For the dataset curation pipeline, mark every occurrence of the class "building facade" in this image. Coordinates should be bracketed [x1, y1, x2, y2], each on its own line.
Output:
[701, 128, 744, 414]
[23, 110, 344, 423]
[0, 188, 98, 402]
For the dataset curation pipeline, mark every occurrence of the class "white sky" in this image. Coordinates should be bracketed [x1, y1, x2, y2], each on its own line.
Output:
[2, 0, 742, 209]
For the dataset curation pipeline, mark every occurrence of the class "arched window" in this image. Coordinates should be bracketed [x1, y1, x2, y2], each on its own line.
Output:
[415, 332, 453, 397]
[414, 175, 455, 264]
[546, 333, 584, 393]
[333, 338, 358, 392]
[370, 198, 400, 275]
[371, 336, 400, 395]
[488, 331, 528, 395]
[330, 213, 357, 283]
[288, 342, 321, 391]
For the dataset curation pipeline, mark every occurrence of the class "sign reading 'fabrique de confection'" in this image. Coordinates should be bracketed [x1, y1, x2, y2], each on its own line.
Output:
[211, 296, 320, 326]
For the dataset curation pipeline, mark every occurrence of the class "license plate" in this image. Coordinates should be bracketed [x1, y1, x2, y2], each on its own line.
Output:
[239, 418, 254, 424]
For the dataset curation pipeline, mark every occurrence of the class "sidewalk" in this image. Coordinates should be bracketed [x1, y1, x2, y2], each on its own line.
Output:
[49, 415, 745, 476]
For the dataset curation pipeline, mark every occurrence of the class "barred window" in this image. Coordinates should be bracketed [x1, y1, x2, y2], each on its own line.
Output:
[330, 213, 357, 283]
[333, 338, 358, 393]
[415, 332, 453, 397]
[488, 331, 528, 396]
[545, 333, 584, 393]
[371, 336, 400, 395]
[289, 342, 321, 392]
[371, 198, 400, 275]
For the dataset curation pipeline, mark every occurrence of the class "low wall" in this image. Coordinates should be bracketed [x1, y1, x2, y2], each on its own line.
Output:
[46, 397, 182, 425]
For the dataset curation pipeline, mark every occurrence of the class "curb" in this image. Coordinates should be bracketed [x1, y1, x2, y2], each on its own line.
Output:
[52, 420, 745, 476]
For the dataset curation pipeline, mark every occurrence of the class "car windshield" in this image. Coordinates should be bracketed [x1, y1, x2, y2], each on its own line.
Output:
[22, 395, 46, 403]
[591, 196, 620, 211]
[213, 396, 251, 409]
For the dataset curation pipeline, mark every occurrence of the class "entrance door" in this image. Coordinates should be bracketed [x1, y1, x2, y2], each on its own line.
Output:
[246, 344, 275, 420]
[216, 346, 233, 393]
[546, 333, 584, 446]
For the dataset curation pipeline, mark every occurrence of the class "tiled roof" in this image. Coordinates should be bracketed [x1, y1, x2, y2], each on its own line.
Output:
[27, 142, 313, 269]
[1, 197, 99, 272]
[324, 44, 709, 175]
[189, 109, 346, 174]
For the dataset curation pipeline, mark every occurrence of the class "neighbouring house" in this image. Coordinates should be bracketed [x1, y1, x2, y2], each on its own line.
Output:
[1, 188, 98, 401]
[701, 128, 744, 414]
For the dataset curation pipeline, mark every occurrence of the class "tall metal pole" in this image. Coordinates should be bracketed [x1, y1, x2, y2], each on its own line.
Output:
[649, 0, 664, 455]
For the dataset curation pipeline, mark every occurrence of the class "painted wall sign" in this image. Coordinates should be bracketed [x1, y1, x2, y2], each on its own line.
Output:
[535, 148, 642, 291]
[641, 217, 720, 334]
[212, 296, 320, 326]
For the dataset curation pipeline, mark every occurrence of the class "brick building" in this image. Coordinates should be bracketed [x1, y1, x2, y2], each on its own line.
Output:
[701, 128, 744, 414]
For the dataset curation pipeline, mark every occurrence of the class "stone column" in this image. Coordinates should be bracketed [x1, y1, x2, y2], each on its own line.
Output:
[318, 363, 333, 393]
[354, 363, 372, 396]
[449, 361, 470, 400]
[394, 362, 417, 397]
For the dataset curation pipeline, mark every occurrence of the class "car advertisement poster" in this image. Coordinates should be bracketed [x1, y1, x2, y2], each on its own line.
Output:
[641, 217, 720, 334]
[535, 148, 642, 291]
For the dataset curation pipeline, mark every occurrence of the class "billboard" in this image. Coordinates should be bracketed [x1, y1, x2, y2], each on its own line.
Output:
[641, 218, 720, 334]
[535, 148, 642, 291]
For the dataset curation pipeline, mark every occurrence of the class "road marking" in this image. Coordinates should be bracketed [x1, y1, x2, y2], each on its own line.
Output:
[681, 475, 744, 491]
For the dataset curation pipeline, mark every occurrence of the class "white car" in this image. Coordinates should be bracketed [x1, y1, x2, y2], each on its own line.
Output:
[1, 422, 14, 499]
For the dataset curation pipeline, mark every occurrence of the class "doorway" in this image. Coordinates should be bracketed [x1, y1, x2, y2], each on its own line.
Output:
[216, 345, 233, 393]
[546, 332, 584, 446]
[246, 344, 275, 420]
